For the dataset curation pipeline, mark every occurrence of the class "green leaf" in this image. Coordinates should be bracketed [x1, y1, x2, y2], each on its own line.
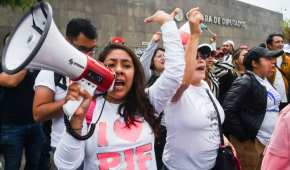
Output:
[0, 0, 37, 9]
[282, 19, 290, 43]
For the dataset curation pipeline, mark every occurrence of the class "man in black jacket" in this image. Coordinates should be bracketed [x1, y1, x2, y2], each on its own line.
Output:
[222, 47, 283, 170]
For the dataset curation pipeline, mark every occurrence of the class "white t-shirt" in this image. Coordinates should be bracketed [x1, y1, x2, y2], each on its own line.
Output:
[64, 98, 157, 170]
[163, 81, 225, 170]
[34, 70, 68, 147]
[273, 56, 287, 103]
[54, 20, 185, 170]
[255, 74, 281, 146]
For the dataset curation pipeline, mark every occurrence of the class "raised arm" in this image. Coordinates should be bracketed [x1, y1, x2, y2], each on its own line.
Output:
[144, 10, 185, 113]
[139, 32, 161, 81]
[172, 8, 204, 102]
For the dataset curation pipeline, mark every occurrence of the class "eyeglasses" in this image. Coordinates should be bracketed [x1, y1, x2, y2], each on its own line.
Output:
[69, 39, 97, 56]
[74, 45, 96, 55]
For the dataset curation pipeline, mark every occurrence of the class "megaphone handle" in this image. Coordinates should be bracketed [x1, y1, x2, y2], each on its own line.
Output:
[62, 97, 84, 119]
[63, 79, 97, 120]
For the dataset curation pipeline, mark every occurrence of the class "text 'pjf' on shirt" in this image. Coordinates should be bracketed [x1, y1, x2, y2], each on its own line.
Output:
[84, 98, 156, 170]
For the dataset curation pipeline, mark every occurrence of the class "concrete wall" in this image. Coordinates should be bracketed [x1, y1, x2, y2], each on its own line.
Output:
[0, 0, 283, 56]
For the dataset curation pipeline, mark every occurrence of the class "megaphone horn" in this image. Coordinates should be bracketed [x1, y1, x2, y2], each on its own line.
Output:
[2, 1, 115, 91]
[2, 2, 115, 140]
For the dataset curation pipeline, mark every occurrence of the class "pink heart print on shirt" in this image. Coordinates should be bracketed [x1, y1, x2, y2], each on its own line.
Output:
[113, 119, 143, 143]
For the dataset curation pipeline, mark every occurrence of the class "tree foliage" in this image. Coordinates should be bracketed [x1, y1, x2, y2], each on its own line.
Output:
[0, 0, 37, 9]
[283, 19, 290, 43]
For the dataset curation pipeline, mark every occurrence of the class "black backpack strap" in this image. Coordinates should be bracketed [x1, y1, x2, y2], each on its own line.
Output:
[54, 72, 67, 90]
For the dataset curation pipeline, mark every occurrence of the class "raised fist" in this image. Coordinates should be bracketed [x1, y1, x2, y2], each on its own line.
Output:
[187, 7, 204, 34]
[144, 10, 173, 25]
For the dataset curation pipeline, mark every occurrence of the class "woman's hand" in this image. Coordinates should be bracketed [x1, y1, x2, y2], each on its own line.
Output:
[151, 32, 161, 43]
[224, 135, 237, 157]
[210, 34, 217, 43]
[144, 10, 173, 26]
[187, 7, 204, 35]
[170, 8, 181, 19]
[65, 82, 92, 130]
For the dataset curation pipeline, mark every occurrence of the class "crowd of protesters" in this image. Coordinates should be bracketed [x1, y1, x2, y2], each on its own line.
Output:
[0, 5, 290, 170]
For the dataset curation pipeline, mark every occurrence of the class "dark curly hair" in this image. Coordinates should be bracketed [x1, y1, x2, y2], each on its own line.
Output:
[66, 18, 97, 40]
[98, 43, 158, 134]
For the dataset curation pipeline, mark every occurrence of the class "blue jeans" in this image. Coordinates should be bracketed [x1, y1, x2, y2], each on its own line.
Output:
[0, 123, 45, 170]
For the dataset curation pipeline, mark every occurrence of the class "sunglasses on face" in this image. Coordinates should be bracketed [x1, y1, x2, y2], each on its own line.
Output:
[197, 52, 210, 59]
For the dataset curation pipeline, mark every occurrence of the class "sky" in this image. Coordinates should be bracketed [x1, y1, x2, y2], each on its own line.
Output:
[238, 0, 290, 20]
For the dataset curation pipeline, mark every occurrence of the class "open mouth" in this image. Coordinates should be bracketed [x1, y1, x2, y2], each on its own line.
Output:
[114, 79, 125, 89]
[196, 65, 205, 71]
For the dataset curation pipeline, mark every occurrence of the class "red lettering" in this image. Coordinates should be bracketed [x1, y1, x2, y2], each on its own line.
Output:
[136, 144, 152, 170]
[96, 143, 153, 169]
[98, 122, 108, 147]
[97, 152, 120, 170]
[124, 149, 134, 170]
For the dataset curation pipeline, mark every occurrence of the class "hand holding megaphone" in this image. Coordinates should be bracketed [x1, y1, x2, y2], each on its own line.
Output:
[62, 78, 99, 120]
[64, 82, 93, 131]
[62, 56, 114, 119]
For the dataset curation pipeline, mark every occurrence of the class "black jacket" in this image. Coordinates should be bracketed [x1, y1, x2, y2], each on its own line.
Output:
[222, 72, 267, 141]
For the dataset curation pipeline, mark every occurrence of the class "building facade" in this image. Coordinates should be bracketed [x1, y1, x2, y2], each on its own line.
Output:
[0, 0, 283, 56]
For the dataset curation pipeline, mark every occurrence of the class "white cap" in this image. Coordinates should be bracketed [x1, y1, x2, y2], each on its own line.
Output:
[223, 40, 235, 48]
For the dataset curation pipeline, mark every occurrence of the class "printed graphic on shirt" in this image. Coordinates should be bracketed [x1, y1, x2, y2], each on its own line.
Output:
[113, 119, 143, 143]
[205, 100, 220, 141]
[266, 88, 281, 113]
[95, 118, 154, 170]
[97, 143, 152, 170]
